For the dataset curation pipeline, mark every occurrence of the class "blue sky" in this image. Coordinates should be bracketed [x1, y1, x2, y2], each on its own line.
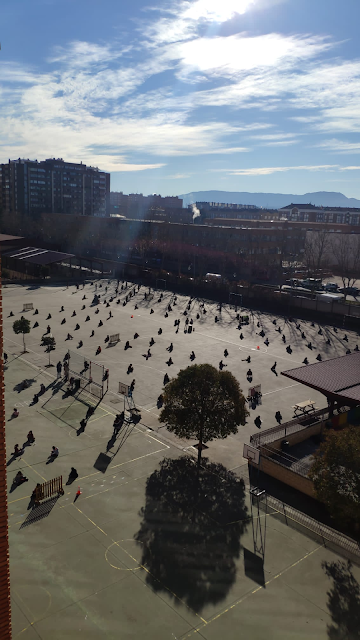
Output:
[2, 0, 360, 198]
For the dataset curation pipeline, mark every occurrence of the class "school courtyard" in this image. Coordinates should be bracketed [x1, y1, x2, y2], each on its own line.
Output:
[3, 280, 360, 639]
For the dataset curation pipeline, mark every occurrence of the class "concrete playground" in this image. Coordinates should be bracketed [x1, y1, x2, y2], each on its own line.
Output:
[3, 280, 360, 639]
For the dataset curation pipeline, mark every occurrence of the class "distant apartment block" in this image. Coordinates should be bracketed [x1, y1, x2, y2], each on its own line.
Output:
[110, 192, 183, 219]
[191, 201, 278, 221]
[279, 203, 360, 225]
[0, 158, 110, 218]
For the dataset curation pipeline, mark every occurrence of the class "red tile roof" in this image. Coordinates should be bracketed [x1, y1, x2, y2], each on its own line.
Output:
[282, 352, 360, 404]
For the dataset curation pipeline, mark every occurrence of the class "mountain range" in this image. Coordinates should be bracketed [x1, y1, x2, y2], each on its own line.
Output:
[178, 190, 360, 209]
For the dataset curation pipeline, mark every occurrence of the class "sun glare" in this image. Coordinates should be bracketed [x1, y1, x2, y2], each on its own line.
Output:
[185, 0, 255, 23]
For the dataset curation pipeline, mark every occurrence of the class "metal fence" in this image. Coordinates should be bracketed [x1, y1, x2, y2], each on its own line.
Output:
[261, 493, 360, 563]
[250, 407, 329, 448]
[259, 444, 312, 478]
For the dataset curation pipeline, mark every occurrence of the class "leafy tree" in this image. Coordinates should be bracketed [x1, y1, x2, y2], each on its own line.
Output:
[159, 364, 249, 466]
[309, 427, 360, 525]
[12, 316, 31, 353]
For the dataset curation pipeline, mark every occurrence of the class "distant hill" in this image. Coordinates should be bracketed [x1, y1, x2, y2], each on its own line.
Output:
[179, 190, 360, 209]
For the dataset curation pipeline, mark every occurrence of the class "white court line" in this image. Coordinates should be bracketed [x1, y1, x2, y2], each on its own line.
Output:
[196, 331, 304, 364]
[262, 382, 300, 396]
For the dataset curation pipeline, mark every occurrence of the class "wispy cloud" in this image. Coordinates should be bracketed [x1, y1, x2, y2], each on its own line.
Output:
[1, 0, 360, 176]
[166, 173, 191, 179]
[226, 165, 338, 176]
[317, 139, 360, 153]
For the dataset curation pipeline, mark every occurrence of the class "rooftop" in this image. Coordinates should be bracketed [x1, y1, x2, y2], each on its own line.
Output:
[282, 352, 360, 404]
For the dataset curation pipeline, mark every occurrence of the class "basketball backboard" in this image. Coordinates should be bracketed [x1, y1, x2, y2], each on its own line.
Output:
[243, 443, 260, 465]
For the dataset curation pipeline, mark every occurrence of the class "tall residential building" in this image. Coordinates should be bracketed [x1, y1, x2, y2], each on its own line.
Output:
[0, 158, 110, 218]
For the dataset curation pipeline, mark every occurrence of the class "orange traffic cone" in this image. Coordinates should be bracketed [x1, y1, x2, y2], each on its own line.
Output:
[257, 346, 260, 350]
[76, 486, 82, 497]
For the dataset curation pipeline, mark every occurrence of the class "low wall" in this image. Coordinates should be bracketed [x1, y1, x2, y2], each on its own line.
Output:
[260, 421, 324, 455]
[251, 457, 315, 497]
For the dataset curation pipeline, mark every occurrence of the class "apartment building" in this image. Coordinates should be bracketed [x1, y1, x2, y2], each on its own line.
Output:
[279, 203, 360, 225]
[110, 192, 183, 219]
[0, 158, 110, 218]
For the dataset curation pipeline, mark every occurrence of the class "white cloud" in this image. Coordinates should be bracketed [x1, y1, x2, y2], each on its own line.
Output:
[226, 164, 338, 176]
[2, 0, 360, 172]
[317, 139, 360, 153]
[166, 173, 191, 179]
[164, 33, 332, 83]
[142, 0, 286, 46]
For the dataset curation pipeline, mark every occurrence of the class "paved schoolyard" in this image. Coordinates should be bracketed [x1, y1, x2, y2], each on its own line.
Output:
[3, 281, 360, 639]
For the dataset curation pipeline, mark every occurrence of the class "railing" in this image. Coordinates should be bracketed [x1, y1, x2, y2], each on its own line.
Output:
[261, 493, 360, 562]
[259, 444, 312, 478]
[250, 407, 329, 447]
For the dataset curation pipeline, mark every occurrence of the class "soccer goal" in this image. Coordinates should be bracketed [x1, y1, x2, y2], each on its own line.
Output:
[22, 303, 34, 312]
[156, 279, 167, 291]
[67, 350, 108, 399]
[109, 333, 120, 345]
[229, 292, 242, 310]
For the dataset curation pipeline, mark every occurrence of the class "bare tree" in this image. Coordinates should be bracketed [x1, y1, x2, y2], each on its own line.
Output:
[303, 229, 330, 276]
[331, 234, 360, 297]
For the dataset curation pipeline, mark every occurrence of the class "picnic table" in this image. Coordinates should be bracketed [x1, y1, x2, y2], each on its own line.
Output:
[292, 400, 317, 416]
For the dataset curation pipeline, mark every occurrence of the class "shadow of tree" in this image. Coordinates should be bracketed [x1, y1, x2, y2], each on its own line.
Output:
[323, 559, 360, 640]
[13, 378, 36, 393]
[135, 456, 248, 613]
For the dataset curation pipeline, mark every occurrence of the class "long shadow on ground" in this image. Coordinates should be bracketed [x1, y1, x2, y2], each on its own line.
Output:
[323, 559, 360, 640]
[135, 456, 248, 613]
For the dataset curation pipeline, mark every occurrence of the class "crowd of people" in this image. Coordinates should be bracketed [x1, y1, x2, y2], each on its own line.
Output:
[5, 277, 359, 506]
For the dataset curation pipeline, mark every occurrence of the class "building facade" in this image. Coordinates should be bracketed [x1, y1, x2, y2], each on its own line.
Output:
[0, 158, 110, 218]
[279, 203, 360, 225]
[110, 192, 183, 219]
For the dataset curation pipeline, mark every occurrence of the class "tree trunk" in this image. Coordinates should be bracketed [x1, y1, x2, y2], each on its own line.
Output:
[22, 333, 25, 352]
[197, 424, 203, 468]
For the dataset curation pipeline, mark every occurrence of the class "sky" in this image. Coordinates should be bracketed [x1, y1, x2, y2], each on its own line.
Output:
[1, 0, 360, 198]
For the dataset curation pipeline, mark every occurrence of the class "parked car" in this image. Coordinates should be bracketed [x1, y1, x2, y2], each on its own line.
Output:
[324, 282, 339, 292]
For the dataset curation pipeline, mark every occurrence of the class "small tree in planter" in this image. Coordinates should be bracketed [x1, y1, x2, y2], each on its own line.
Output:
[13, 316, 31, 353]
[42, 335, 56, 367]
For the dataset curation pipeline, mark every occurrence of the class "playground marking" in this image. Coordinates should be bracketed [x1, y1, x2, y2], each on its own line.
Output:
[183, 544, 323, 638]
[21, 459, 46, 482]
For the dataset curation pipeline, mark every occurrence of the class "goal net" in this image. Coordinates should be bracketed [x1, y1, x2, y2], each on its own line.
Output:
[67, 350, 107, 399]
[229, 292, 242, 309]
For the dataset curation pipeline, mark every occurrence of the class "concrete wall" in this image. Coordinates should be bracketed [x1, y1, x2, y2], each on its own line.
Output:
[251, 457, 316, 498]
[260, 421, 324, 455]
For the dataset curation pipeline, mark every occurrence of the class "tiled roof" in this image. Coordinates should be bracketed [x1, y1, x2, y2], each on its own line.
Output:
[282, 353, 360, 404]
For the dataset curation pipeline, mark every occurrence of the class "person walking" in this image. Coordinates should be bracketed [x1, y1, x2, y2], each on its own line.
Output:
[275, 411, 282, 424]
[254, 416, 262, 429]
[56, 361, 62, 379]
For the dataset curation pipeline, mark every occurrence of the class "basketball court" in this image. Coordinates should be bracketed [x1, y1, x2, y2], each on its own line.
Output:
[3, 280, 360, 639]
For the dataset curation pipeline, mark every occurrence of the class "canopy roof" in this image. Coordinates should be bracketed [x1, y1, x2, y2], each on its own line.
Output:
[282, 352, 360, 405]
[2, 246, 74, 266]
